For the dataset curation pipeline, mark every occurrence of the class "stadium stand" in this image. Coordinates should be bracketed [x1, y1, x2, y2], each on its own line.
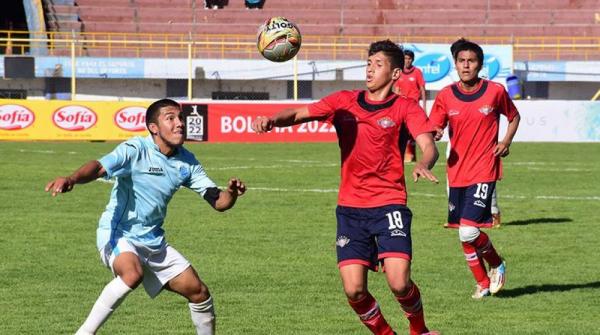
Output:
[42, 0, 600, 60]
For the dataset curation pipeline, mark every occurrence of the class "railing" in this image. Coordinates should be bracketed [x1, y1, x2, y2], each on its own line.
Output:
[1, 30, 599, 61]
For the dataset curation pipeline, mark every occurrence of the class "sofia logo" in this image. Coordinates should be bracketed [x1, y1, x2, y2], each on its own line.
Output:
[52, 105, 97, 131]
[414, 53, 451, 83]
[114, 106, 146, 131]
[0, 104, 35, 130]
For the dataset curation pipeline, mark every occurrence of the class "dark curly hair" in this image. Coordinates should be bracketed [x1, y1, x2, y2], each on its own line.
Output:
[450, 38, 484, 66]
[368, 39, 404, 71]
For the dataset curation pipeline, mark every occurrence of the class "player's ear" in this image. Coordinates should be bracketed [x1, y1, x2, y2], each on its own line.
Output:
[148, 122, 159, 135]
[391, 67, 401, 81]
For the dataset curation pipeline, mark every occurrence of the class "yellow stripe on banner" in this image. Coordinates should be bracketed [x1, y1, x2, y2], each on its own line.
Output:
[0, 99, 152, 141]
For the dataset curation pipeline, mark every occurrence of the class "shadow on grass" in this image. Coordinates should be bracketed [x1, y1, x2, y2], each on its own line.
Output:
[497, 281, 600, 298]
[504, 217, 572, 226]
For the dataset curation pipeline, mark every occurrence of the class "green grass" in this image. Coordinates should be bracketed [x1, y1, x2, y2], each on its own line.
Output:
[1, 141, 599, 334]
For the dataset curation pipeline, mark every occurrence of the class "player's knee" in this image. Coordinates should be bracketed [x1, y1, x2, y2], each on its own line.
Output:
[343, 286, 368, 301]
[389, 280, 411, 297]
[120, 269, 143, 288]
[188, 283, 211, 304]
[458, 225, 480, 243]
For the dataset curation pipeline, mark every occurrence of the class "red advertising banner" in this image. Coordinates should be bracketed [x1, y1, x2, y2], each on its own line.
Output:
[191, 102, 338, 143]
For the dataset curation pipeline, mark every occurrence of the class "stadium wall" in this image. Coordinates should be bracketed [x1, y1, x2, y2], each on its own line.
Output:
[1, 99, 598, 142]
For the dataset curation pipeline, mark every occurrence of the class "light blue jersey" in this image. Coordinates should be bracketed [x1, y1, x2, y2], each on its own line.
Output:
[97, 135, 216, 251]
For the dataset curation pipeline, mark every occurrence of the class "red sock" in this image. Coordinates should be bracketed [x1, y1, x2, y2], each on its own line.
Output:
[471, 231, 502, 268]
[348, 293, 395, 335]
[395, 283, 428, 335]
[462, 242, 490, 287]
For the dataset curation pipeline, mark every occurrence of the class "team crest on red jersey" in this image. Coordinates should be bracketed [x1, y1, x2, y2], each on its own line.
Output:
[478, 105, 495, 116]
[377, 117, 395, 128]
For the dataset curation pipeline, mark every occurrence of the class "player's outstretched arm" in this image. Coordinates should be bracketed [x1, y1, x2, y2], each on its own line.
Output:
[494, 113, 521, 157]
[212, 178, 246, 212]
[45, 160, 107, 196]
[251, 106, 313, 133]
[412, 133, 439, 183]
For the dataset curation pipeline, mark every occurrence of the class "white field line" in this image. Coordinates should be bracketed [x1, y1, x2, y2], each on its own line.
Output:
[93, 180, 599, 201]
[17, 149, 79, 154]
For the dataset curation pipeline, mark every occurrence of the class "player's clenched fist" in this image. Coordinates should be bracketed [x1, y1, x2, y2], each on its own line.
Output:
[251, 116, 274, 133]
[227, 178, 246, 196]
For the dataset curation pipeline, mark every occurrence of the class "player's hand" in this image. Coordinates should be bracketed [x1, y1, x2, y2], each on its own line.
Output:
[433, 127, 444, 141]
[251, 116, 274, 134]
[494, 142, 510, 157]
[45, 176, 75, 196]
[412, 163, 439, 183]
[227, 178, 246, 196]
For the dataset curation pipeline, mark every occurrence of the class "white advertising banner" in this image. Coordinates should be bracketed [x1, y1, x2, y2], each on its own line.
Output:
[499, 101, 600, 142]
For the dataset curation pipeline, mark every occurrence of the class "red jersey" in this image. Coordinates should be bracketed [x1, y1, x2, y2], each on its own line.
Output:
[394, 66, 425, 102]
[429, 79, 519, 187]
[308, 90, 433, 207]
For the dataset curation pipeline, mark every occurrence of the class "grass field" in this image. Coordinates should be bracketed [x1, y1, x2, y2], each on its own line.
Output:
[1, 141, 599, 335]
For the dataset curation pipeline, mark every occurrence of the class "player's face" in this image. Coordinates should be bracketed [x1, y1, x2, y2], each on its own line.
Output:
[404, 55, 413, 69]
[366, 52, 398, 92]
[455, 50, 481, 83]
[154, 105, 184, 147]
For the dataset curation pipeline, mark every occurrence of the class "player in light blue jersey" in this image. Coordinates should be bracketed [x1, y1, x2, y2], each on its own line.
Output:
[45, 99, 246, 335]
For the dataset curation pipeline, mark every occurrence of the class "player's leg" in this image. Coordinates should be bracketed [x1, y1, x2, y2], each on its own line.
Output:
[141, 245, 214, 335]
[491, 187, 501, 228]
[76, 240, 141, 335]
[166, 266, 214, 335]
[377, 205, 433, 335]
[336, 205, 394, 335]
[340, 264, 394, 335]
[459, 182, 505, 295]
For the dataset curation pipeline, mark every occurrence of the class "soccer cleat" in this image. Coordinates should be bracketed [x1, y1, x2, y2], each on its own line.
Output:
[489, 260, 506, 294]
[471, 284, 490, 299]
[492, 213, 501, 228]
[422, 332, 441, 335]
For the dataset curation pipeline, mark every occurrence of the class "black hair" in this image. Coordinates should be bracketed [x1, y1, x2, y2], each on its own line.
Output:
[145, 98, 181, 130]
[368, 39, 404, 71]
[450, 38, 484, 66]
[404, 49, 415, 60]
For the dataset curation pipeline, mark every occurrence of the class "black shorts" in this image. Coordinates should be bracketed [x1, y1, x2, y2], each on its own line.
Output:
[336, 204, 412, 271]
[447, 182, 496, 228]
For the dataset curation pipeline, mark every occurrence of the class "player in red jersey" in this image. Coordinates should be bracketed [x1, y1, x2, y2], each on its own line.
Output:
[393, 50, 426, 163]
[429, 38, 521, 299]
[252, 40, 439, 335]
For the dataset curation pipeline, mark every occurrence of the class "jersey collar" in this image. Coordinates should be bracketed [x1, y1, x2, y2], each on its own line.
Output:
[358, 91, 398, 112]
[451, 79, 488, 102]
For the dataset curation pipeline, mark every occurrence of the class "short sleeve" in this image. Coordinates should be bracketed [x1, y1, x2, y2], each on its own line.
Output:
[498, 89, 519, 122]
[184, 157, 217, 197]
[428, 93, 449, 128]
[98, 141, 138, 179]
[307, 91, 343, 123]
[404, 100, 434, 138]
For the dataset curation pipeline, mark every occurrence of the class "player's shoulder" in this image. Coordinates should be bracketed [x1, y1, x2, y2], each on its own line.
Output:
[437, 83, 455, 97]
[119, 136, 147, 151]
[334, 90, 360, 100]
[175, 145, 200, 165]
[486, 80, 508, 93]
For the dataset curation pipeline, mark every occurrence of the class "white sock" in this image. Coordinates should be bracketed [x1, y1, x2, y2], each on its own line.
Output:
[189, 296, 215, 335]
[491, 188, 500, 214]
[76, 276, 132, 335]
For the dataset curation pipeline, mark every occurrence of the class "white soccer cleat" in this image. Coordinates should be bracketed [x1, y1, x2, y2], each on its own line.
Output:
[471, 284, 490, 299]
[489, 260, 506, 294]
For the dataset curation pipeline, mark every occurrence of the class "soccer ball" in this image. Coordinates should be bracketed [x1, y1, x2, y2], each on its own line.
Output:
[257, 17, 302, 62]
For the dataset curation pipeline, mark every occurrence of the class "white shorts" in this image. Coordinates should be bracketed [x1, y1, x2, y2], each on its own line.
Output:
[99, 238, 191, 298]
